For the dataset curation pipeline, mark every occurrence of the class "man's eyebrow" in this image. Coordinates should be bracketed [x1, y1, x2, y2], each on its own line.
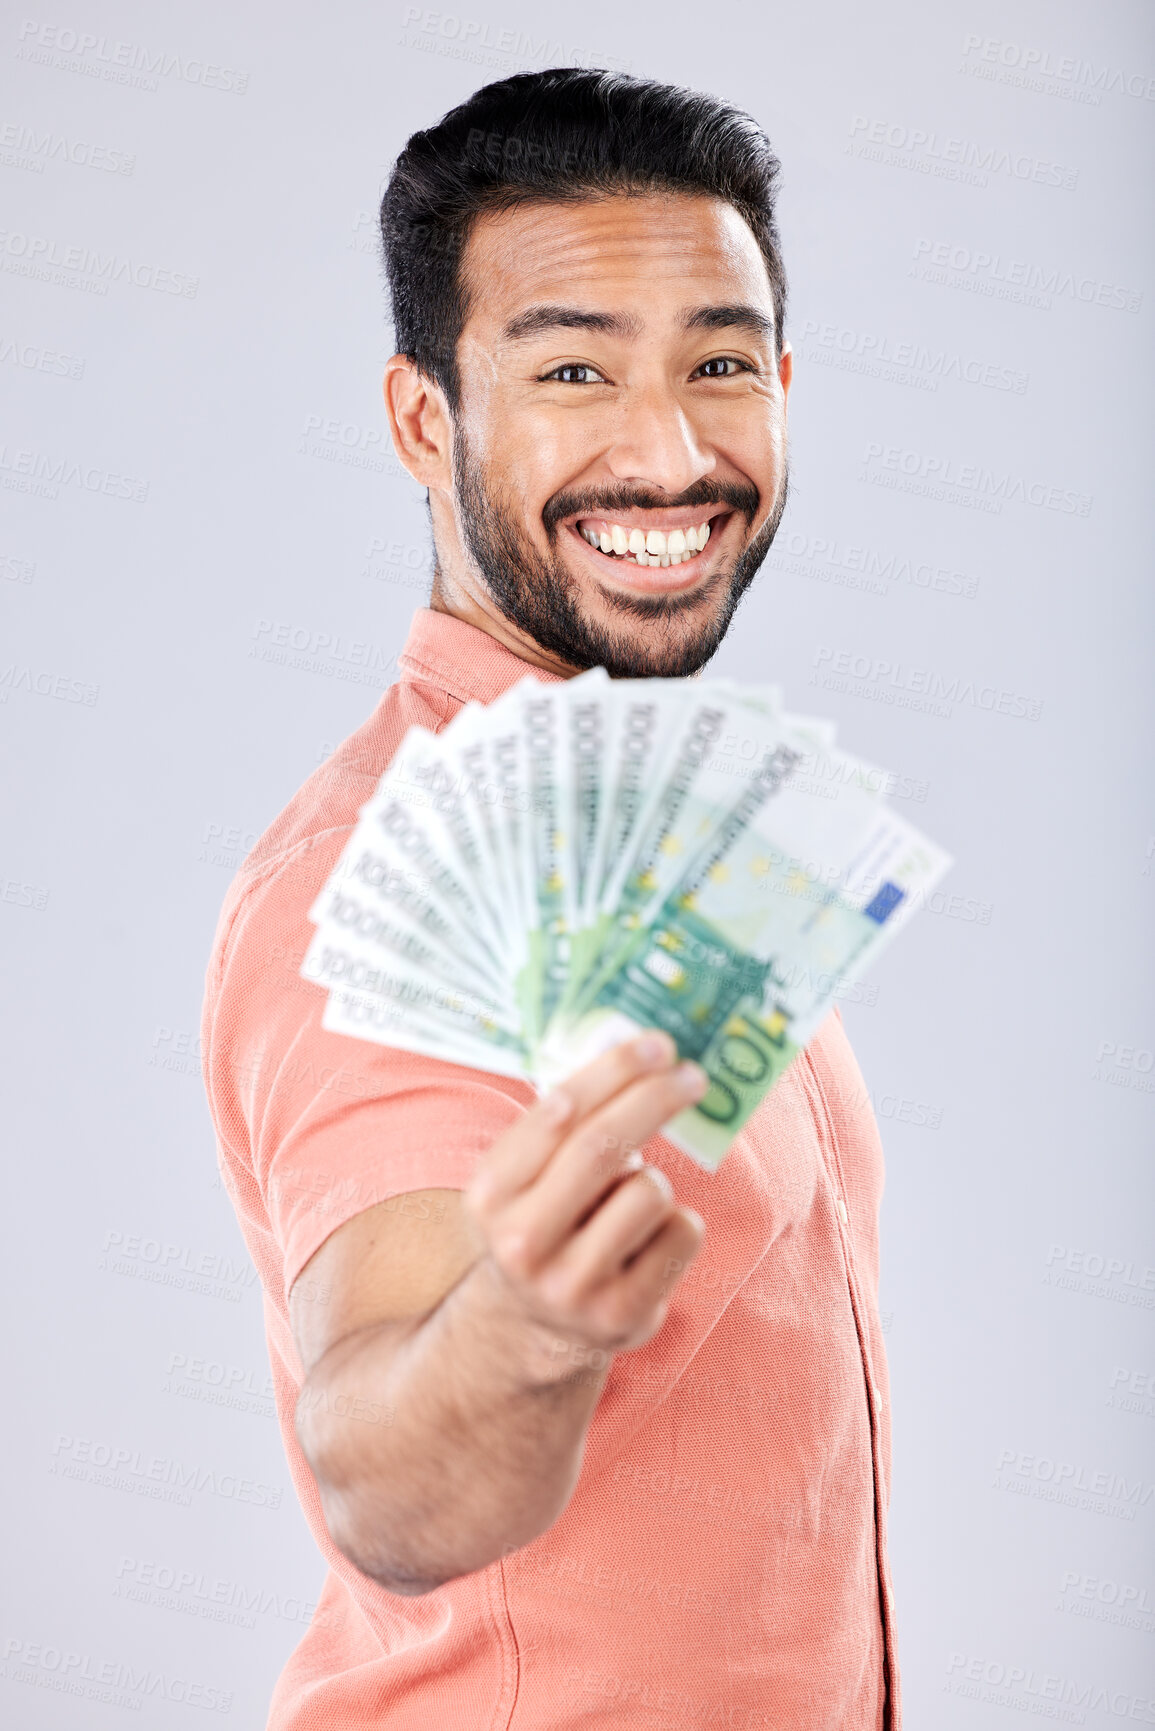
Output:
[501, 305, 643, 343]
[680, 303, 776, 342]
[500, 302, 776, 346]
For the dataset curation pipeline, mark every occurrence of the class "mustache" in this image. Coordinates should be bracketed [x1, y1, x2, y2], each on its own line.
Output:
[542, 476, 761, 536]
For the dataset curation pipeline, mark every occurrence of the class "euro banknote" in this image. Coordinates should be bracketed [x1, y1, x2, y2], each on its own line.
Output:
[301, 669, 952, 1169]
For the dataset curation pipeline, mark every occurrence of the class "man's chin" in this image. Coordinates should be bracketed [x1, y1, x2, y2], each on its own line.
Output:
[566, 577, 745, 678]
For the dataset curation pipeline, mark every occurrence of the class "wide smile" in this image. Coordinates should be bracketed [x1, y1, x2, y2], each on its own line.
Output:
[561, 507, 736, 594]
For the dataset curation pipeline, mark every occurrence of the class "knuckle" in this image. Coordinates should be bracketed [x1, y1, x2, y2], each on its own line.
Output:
[492, 1229, 535, 1282]
[597, 1292, 646, 1346]
[635, 1164, 674, 1202]
[573, 1124, 629, 1169]
[538, 1267, 583, 1314]
[463, 1179, 494, 1224]
[623, 1172, 675, 1221]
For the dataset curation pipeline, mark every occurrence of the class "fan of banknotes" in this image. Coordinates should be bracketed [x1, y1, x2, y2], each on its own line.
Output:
[301, 671, 952, 1169]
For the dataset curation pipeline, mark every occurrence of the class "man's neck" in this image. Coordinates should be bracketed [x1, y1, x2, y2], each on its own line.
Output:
[429, 571, 582, 681]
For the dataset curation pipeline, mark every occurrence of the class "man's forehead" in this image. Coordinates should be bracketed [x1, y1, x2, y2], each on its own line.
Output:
[461, 192, 774, 335]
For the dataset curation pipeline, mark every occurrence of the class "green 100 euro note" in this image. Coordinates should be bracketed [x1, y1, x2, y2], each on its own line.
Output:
[543, 749, 951, 1166]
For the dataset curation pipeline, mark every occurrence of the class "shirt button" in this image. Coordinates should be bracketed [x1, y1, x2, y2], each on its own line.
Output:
[836, 1196, 849, 1225]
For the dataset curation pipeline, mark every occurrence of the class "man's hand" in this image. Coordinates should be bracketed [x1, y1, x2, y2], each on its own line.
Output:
[465, 1031, 708, 1367]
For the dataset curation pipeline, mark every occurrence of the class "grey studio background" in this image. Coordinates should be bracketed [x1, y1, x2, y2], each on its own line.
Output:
[2, 0, 1153, 1723]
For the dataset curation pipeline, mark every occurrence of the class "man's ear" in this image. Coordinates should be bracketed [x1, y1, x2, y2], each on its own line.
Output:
[383, 355, 453, 491]
[778, 342, 793, 408]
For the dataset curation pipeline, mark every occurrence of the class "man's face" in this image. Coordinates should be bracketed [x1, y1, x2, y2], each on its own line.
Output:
[439, 191, 791, 677]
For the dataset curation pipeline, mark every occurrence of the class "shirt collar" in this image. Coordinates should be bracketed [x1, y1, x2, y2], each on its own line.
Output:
[396, 606, 564, 706]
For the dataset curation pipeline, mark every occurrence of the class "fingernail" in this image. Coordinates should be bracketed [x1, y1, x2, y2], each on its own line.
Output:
[676, 1061, 708, 1100]
[541, 1088, 573, 1124]
[636, 1032, 674, 1065]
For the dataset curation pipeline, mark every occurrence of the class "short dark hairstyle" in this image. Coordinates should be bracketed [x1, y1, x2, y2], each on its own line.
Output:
[380, 68, 787, 418]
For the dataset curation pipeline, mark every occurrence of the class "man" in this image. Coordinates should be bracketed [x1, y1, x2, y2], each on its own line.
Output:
[202, 67, 900, 1729]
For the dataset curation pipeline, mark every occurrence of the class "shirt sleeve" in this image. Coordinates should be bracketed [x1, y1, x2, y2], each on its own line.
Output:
[202, 836, 532, 1300]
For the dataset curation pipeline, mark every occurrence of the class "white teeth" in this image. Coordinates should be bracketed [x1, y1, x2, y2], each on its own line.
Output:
[577, 518, 716, 562]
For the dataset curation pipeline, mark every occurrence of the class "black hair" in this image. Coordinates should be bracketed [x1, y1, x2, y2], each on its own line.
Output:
[380, 67, 787, 416]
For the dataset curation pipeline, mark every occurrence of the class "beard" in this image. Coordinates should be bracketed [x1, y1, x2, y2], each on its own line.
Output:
[449, 428, 789, 678]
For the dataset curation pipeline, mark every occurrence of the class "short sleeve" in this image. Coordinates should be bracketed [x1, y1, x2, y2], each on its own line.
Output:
[202, 837, 532, 1300]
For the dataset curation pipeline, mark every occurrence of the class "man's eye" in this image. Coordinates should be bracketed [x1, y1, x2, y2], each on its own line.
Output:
[697, 357, 750, 378]
[540, 364, 604, 384]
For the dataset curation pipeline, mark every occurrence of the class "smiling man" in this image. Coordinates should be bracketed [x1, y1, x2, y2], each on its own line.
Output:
[202, 69, 900, 1730]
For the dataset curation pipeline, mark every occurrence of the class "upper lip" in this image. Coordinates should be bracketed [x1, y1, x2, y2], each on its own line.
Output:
[565, 505, 731, 533]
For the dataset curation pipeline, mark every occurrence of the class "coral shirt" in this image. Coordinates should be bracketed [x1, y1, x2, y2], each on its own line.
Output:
[201, 607, 901, 1729]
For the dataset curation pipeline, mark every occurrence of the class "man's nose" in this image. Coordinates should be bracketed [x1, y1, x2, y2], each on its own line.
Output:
[602, 384, 715, 496]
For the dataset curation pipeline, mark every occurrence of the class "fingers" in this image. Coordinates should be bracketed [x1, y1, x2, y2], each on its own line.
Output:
[549, 1031, 680, 1122]
[468, 1032, 681, 1212]
[467, 1084, 577, 1213]
[517, 1062, 706, 1267]
[567, 1206, 707, 1350]
[464, 1030, 709, 1359]
[541, 1166, 678, 1305]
